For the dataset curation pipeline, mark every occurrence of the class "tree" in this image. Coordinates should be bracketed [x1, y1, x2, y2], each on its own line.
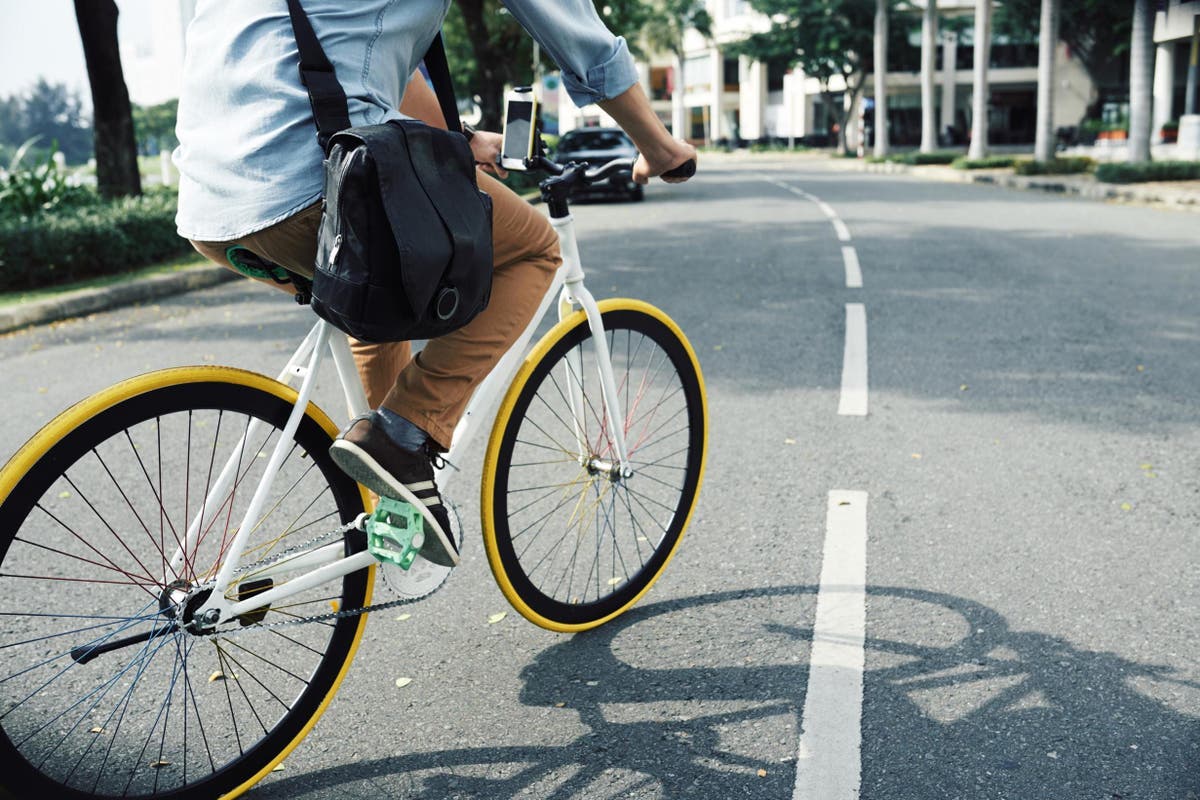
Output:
[967, 0, 991, 160]
[1127, 0, 1154, 163]
[74, 0, 140, 198]
[0, 81, 93, 165]
[642, 1, 713, 138]
[919, 0, 937, 152]
[735, 0, 877, 154]
[873, 0, 889, 157]
[1033, 0, 1059, 162]
[132, 99, 180, 155]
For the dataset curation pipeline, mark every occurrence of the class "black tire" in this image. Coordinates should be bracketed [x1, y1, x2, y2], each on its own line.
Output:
[0, 368, 370, 799]
[482, 301, 707, 632]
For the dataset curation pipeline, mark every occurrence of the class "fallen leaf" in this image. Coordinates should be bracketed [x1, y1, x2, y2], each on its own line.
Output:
[713, 344, 724, 351]
[1120, 503, 1132, 512]
[89, 726, 105, 734]
[150, 760, 171, 769]
[960, 384, 969, 391]
[58, 491, 71, 499]
[272, 764, 285, 772]
[757, 768, 768, 777]
[395, 677, 413, 688]
[606, 577, 622, 586]
[488, 612, 507, 624]
[1136, 365, 1145, 372]
[329, 600, 340, 612]
[1140, 463, 1153, 470]
[1144, 472, 1157, 478]
[554, 702, 567, 708]
[1046, 751, 1058, 760]
[784, 438, 796, 445]
[585, 680, 599, 687]
[208, 671, 226, 682]
[37, 387, 48, 394]
[395, 613, 412, 621]
[911, 453, 923, 460]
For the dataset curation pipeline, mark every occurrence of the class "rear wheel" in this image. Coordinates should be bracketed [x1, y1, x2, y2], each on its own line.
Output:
[0, 367, 371, 799]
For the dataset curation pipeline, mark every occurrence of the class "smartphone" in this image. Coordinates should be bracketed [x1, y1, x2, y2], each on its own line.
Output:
[500, 87, 538, 171]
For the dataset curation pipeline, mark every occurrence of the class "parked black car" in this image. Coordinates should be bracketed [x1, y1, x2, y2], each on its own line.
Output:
[553, 128, 644, 201]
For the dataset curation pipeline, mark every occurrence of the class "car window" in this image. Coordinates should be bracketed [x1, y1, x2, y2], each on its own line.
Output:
[559, 131, 631, 150]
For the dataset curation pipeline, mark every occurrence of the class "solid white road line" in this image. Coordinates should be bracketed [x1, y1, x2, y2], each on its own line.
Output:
[841, 246, 863, 289]
[816, 200, 837, 219]
[838, 304, 868, 416]
[832, 218, 852, 242]
[794, 490, 869, 800]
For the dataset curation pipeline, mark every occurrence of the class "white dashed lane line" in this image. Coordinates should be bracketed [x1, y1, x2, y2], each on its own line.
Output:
[794, 490, 869, 800]
[839, 304, 869, 416]
[831, 217, 852, 242]
[841, 246, 863, 289]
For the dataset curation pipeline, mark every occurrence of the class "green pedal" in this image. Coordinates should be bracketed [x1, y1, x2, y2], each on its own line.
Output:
[365, 497, 426, 570]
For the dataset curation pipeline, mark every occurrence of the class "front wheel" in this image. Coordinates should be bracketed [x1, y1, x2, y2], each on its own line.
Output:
[482, 300, 707, 633]
[0, 367, 371, 799]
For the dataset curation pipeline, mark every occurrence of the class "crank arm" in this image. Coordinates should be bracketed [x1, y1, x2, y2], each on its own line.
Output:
[71, 622, 179, 665]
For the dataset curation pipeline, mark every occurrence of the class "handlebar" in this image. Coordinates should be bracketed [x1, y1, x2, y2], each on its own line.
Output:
[528, 155, 697, 186]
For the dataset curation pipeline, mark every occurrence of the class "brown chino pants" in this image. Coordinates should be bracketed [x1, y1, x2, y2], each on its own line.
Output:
[190, 170, 560, 450]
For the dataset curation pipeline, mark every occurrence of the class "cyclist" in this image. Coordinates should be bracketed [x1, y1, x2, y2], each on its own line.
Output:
[175, 1, 696, 569]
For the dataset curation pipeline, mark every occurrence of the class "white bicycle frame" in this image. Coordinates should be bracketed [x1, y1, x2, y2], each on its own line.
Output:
[178, 212, 632, 628]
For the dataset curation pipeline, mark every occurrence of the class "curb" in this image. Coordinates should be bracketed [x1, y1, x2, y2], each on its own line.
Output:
[0, 265, 238, 336]
[833, 159, 1200, 211]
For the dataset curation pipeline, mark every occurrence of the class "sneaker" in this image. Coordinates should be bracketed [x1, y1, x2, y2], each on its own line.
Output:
[328, 413, 459, 567]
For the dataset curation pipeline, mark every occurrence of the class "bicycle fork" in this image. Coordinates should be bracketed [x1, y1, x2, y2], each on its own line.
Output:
[552, 214, 633, 479]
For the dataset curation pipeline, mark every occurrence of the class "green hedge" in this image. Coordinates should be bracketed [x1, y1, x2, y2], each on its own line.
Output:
[1013, 156, 1095, 176]
[868, 152, 960, 166]
[952, 156, 1018, 170]
[1094, 160, 1200, 184]
[0, 189, 192, 293]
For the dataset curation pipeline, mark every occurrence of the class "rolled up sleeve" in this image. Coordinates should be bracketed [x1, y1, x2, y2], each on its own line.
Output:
[502, 0, 639, 106]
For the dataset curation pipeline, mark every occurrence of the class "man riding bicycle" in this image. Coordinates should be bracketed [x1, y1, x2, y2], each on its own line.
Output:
[175, 0, 697, 569]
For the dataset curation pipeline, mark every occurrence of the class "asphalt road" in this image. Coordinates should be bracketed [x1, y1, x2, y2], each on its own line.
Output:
[1, 155, 1197, 799]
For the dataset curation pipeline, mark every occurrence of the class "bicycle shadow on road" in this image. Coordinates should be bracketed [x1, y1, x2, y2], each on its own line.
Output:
[256, 585, 1199, 800]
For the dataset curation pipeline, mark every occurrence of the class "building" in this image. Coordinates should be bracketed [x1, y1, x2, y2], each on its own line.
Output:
[561, 1, 1196, 154]
[118, 0, 195, 105]
[1153, 0, 1200, 144]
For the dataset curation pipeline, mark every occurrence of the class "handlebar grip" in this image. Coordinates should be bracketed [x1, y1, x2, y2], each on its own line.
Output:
[662, 159, 696, 179]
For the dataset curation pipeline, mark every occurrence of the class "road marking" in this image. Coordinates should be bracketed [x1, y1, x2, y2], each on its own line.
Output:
[794, 490, 868, 800]
[816, 200, 838, 219]
[832, 218, 852, 242]
[841, 247, 863, 288]
[838, 304, 868, 416]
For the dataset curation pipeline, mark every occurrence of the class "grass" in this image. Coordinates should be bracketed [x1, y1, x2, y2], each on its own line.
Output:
[0, 252, 207, 308]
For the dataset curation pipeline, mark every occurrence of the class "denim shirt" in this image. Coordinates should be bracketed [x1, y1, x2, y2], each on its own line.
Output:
[174, 0, 638, 241]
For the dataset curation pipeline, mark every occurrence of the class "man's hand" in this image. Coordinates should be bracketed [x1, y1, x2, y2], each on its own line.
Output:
[468, 131, 509, 179]
[632, 139, 698, 185]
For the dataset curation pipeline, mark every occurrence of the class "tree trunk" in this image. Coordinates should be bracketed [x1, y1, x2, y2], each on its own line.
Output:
[920, 0, 938, 152]
[671, 52, 687, 138]
[75, 0, 140, 198]
[1127, 0, 1155, 163]
[967, 0, 992, 160]
[1034, 0, 1059, 161]
[873, 0, 889, 158]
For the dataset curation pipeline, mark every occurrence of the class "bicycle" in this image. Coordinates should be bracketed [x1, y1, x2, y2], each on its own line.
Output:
[0, 139, 706, 799]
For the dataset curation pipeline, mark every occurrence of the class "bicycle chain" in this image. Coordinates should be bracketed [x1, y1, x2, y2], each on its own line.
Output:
[207, 506, 459, 638]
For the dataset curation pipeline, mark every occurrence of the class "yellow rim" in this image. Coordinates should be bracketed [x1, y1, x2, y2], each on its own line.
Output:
[0, 366, 374, 800]
[481, 299, 708, 634]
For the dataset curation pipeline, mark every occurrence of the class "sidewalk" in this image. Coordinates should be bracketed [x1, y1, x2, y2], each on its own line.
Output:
[0, 264, 236, 336]
[828, 158, 1200, 212]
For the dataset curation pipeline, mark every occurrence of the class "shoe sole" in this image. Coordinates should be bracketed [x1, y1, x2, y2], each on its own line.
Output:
[328, 439, 460, 567]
